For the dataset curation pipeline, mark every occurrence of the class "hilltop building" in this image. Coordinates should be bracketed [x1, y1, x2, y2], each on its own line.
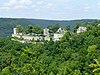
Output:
[44, 28, 49, 36]
[43, 28, 50, 41]
[12, 28, 21, 38]
[13, 28, 17, 34]
[98, 24, 100, 26]
[53, 28, 66, 41]
[12, 27, 66, 42]
[77, 27, 87, 33]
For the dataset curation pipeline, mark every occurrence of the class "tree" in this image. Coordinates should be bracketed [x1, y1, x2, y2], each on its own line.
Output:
[53, 23, 60, 33]
[27, 24, 33, 34]
[47, 23, 60, 33]
[65, 24, 70, 31]
[89, 59, 100, 75]
[73, 22, 81, 33]
[1, 67, 12, 75]
[16, 25, 23, 33]
[87, 45, 97, 55]
[32, 25, 43, 34]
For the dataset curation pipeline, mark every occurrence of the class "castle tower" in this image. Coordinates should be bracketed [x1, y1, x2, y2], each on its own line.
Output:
[13, 28, 17, 35]
[44, 28, 50, 41]
[44, 28, 49, 36]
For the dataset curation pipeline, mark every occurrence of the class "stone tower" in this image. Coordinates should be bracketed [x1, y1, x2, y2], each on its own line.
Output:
[44, 28, 49, 36]
[13, 28, 17, 35]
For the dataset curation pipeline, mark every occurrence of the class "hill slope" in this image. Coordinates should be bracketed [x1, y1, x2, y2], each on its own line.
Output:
[0, 24, 100, 75]
[0, 18, 94, 38]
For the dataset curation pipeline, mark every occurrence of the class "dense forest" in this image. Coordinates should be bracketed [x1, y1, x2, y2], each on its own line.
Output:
[0, 20, 100, 75]
[0, 18, 94, 38]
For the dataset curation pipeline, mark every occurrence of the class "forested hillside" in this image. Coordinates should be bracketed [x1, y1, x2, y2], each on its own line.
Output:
[0, 21, 100, 75]
[0, 18, 94, 38]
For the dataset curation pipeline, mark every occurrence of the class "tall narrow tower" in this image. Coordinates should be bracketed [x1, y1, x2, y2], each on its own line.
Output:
[44, 28, 49, 36]
[14, 28, 17, 35]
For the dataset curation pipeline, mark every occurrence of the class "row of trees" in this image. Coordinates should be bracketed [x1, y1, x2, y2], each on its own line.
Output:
[16, 25, 43, 34]
[16, 23, 71, 35]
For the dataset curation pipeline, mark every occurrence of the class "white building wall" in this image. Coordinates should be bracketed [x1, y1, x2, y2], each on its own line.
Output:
[44, 36, 50, 41]
[44, 28, 49, 36]
[22, 36, 33, 40]
[53, 33, 63, 41]
[12, 27, 66, 42]
[14, 28, 17, 34]
[57, 28, 66, 34]
[12, 34, 21, 38]
[33, 36, 43, 41]
[77, 27, 87, 33]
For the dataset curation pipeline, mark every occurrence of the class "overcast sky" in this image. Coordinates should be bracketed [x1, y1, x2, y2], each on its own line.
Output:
[0, 0, 100, 20]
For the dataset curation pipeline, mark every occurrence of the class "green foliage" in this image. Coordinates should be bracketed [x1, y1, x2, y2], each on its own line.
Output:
[27, 24, 33, 34]
[0, 23, 100, 75]
[24, 24, 43, 34]
[32, 25, 43, 34]
[74, 22, 81, 32]
[65, 24, 70, 31]
[1, 67, 12, 75]
[87, 45, 97, 55]
[47, 23, 60, 33]
[89, 59, 100, 75]
[16, 25, 23, 33]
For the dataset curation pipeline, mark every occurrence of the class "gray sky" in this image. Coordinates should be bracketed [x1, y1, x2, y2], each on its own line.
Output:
[0, 0, 100, 20]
